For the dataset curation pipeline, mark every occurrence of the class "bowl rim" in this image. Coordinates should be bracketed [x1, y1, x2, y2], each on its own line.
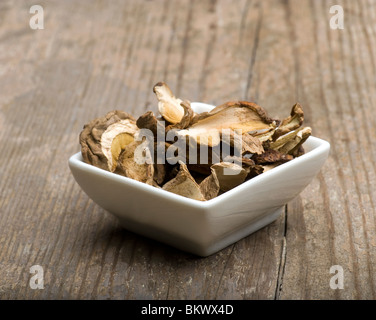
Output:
[69, 103, 330, 209]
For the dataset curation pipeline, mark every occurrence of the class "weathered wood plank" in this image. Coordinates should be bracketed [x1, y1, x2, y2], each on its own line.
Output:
[278, 0, 376, 299]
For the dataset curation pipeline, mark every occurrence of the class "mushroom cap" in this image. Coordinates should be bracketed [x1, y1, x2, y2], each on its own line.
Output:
[80, 110, 138, 172]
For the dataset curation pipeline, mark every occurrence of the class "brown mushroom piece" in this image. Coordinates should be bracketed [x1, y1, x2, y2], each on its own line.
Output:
[280, 126, 312, 156]
[166, 100, 194, 131]
[151, 142, 169, 186]
[199, 168, 220, 200]
[153, 163, 167, 186]
[80, 110, 138, 172]
[211, 162, 248, 192]
[269, 126, 312, 156]
[115, 140, 155, 185]
[229, 132, 264, 156]
[223, 155, 264, 180]
[136, 111, 159, 137]
[178, 101, 277, 148]
[162, 161, 206, 201]
[272, 103, 304, 140]
[255, 129, 277, 143]
[252, 148, 293, 164]
[153, 82, 186, 124]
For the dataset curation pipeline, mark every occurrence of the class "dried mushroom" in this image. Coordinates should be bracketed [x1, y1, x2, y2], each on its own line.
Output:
[162, 162, 205, 201]
[237, 133, 264, 155]
[211, 162, 248, 192]
[199, 168, 220, 200]
[80, 110, 138, 172]
[166, 100, 194, 131]
[153, 163, 167, 186]
[153, 82, 186, 124]
[252, 149, 293, 164]
[272, 103, 304, 140]
[79, 82, 313, 201]
[136, 111, 159, 136]
[115, 140, 155, 185]
[178, 101, 277, 148]
[269, 126, 312, 155]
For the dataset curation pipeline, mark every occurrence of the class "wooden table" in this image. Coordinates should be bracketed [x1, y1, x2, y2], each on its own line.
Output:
[1, 0, 375, 300]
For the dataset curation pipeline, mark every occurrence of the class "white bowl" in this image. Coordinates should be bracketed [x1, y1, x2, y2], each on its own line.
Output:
[69, 103, 330, 256]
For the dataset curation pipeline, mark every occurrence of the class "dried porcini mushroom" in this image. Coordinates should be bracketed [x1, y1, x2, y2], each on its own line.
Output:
[80, 110, 138, 172]
[115, 140, 155, 185]
[211, 162, 248, 192]
[236, 132, 264, 155]
[269, 126, 312, 155]
[153, 163, 167, 185]
[136, 111, 159, 136]
[272, 103, 304, 140]
[252, 149, 293, 164]
[178, 101, 277, 148]
[162, 162, 205, 201]
[79, 82, 313, 201]
[166, 100, 194, 131]
[153, 82, 186, 124]
[199, 168, 220, 200]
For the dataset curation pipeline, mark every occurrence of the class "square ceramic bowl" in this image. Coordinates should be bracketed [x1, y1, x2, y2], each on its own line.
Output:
[69, 103, 330, 256]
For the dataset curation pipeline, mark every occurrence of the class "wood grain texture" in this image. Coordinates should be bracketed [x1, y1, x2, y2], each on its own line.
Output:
[1, 0, 375, 299]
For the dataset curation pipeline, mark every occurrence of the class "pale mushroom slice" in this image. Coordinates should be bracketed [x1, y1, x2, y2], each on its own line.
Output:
[115, 140, 155, 185]
[241, 133, 264, 155]
[191, 101, 276, 132]
[211, 162, 248, 192]
[278, 126, 312, 156]
[166, 100, 194, 130]
[249, 103, 305, 144]
[228, 132, 264, 156]
[178, 101, 277, 148]
[254, 128, 277, 143]
[272, 103, 304, 140]
[162, 161, 205, 201]
[269, 126, 312, 156]
[153, 82, 185, 124]
[80, 110, 138, 172]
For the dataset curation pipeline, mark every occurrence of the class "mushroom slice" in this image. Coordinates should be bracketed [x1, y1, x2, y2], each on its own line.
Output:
[261, 164, 279, 173]
[269, 126, 312, 155]
[80, 110, 138, 172]
[178, 101, 276, 148]
[273, 103, 304, 140]
[136, 111, 159, 136]
[229, 132, 264, 155]
[199, 168, 220, 200]
[252, 149, 293, 164]
[162, 162, 205, 201]
[166, 100, 194, 130]
[115, 140, 155, 185]
[255, 128, 277, 143]
[211, 162, 248, 192]
[245, 163, 264, 179]
[223, 155, 264, 180]
[242, 133, 264, 155]
[279, 126, 312, 156]
[153, 163, 167, 186]
[190, 101, 275, 132]
[153, 82, 185, 124]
